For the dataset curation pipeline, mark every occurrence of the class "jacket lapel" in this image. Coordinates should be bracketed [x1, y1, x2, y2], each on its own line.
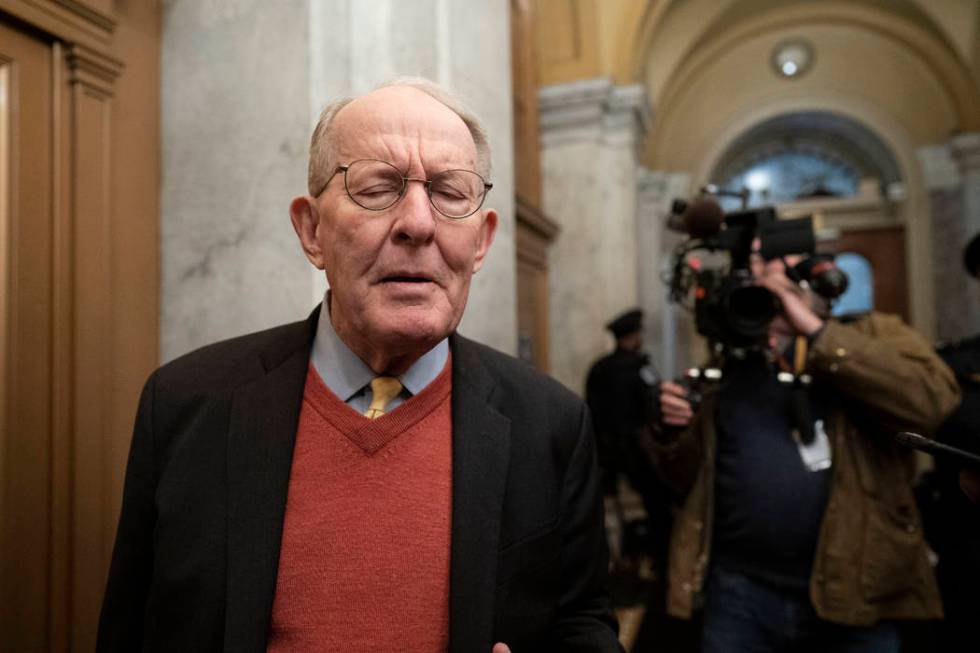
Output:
[224, 312, 317, 652]
[448, 335, 512, 653]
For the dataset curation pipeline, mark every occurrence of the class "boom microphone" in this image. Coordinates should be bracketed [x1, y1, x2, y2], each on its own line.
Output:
[682, 197, 725, 239]
[895, 431, 980, 469]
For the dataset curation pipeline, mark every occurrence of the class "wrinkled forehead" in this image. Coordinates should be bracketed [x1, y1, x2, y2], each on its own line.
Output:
[332, 87, 478, 172]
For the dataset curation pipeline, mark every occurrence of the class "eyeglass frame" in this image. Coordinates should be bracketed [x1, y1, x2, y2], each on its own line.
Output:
[317, 158, 493, 219]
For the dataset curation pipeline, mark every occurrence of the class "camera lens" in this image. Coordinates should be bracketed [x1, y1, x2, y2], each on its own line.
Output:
[811, 267, 849, 299]
[726, 285, 779, 339]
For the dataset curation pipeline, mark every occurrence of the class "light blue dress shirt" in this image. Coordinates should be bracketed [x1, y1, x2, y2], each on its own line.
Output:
[310, 296, 449, 414]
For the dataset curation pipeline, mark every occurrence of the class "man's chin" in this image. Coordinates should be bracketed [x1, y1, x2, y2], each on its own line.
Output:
[371, 311, 456, 349]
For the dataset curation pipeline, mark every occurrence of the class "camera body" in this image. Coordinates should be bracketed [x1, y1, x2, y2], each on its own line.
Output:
[667, 197, 847, 352]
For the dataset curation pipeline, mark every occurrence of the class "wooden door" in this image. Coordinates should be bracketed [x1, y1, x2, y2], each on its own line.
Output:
[0, 20, 58, 650]
[511, 0, 559, 373]
[821, 225, 909, 320]
[1, 3, 161, 648]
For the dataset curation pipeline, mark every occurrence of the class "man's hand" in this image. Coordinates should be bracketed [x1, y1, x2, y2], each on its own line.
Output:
[660, 381, 694, 427]
[960, 469, 980, 503]
[492, 643, 511, 653]
[755, 258, 824, 338]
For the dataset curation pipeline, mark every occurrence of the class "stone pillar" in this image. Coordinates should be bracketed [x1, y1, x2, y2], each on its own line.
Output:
[919, 133, 980, 341]
[952, 132, 980, 337]
[161, 0, 314, 362]
[636, 169, 691, 379]
[162, 0, 516, 362]
[539, 79, 650, 393]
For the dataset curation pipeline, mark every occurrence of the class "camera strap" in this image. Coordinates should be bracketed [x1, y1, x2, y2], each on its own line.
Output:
[790, 335, 815, 445]
[781, 335, 831, 471]
[793, 334, 808, 375]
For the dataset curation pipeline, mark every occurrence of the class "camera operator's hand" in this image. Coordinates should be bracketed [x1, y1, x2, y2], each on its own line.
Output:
[755, 257, 824, 338]
[660, 381, 694, 427]
[960, 469, 980, 504]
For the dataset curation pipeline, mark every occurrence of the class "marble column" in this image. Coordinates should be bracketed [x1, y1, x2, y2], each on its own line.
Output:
[951, 132, 980, 337]
[161, 0, 515, 362]
[636, 168, 691, 379]
[161, 0, 313, 362]
[919, 133, 980, 342]
[539, 79, 650, 393]
[952, 133, 980, 237]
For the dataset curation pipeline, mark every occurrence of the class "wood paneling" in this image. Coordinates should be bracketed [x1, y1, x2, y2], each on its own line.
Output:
[516, 197, 559, 372]
[0, 21, 55, 651]
[0, 0, 115, 50]
[0, 66, 9, 495]
[822, 225, 909, 321]
[67, 43, 121, 648]
[107, 0, 161, 559]
[511, 0, 542, 208]
[0, 2, 160, 650]
[512, 0, 559, 373]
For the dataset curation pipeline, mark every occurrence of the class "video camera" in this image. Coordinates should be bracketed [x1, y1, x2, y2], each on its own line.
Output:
[666, 187, 848, 352]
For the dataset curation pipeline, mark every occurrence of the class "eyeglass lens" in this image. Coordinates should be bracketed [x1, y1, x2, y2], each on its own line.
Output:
[343, 159, 486, 218]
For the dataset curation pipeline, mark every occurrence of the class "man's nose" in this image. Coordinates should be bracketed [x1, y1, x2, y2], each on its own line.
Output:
[392, 181, 437, 244]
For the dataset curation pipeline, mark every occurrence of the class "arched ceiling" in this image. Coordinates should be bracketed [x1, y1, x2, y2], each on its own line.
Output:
[632, 0, 978, 95]
[640, 0, 980, 175]
[535, 1, 979, 97]
[711, 111, 903, 185]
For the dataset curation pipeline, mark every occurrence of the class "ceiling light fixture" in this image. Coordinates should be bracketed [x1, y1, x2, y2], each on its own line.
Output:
[772, 40, 814, 79]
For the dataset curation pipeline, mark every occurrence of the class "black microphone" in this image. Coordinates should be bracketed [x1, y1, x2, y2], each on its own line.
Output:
[895, 431, 980, 469]
[683, 197, 725, 239]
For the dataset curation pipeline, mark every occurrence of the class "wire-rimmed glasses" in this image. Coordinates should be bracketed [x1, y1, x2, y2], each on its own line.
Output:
[320, 159, 492, 219]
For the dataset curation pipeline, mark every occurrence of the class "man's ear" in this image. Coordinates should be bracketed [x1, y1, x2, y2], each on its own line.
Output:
[471, 208, 498, 273]
[289, 196, 326, 269]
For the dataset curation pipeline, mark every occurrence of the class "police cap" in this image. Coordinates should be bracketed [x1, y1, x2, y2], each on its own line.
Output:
[966, 231, 980, 278]
[606, 308, 643, 338]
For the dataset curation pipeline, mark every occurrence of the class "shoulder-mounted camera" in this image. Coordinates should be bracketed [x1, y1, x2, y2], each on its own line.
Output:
[665, 187, 848, 353]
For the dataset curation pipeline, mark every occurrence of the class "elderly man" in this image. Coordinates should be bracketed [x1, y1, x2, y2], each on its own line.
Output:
[98, 79, 621, 653]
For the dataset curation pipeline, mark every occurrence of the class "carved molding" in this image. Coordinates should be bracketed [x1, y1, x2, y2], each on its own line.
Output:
[604, 84, 650, 144]
[53, 0, 115, 32]
[917, 143, 962, 191]
[0, 0, 115, 49]
[538, 77, 610, 145]
[67, 43, 123, 97]
[951, 132, 980, 175]
[515, 194, 560, 242]
[538, 77, 651, 150]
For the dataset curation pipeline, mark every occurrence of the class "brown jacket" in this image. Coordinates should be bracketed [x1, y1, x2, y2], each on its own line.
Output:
[651, 313, 960, 625]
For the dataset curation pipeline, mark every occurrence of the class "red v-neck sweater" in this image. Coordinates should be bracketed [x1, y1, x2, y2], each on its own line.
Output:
[267, 359, 453, 652]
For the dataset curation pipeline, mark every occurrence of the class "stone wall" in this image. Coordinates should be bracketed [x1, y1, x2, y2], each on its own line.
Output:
[539, 79, 651, 393]
[161, 0, 516, 362]
[919, 133, 980, 343]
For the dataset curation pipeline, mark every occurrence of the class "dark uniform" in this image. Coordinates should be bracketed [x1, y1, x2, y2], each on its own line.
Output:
[923, 231, 980, 651]
[928, 335, 980, 650]
[585, 310, 671, 562]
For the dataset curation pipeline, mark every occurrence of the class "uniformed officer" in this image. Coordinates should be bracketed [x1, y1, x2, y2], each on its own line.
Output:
[585, 309, 671, 563]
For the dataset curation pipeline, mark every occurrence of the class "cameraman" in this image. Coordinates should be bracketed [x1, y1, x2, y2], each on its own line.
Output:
[652, 244, 960, 652]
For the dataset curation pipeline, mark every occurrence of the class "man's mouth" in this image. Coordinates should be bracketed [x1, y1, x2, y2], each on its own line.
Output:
[379, 274, 435, 285]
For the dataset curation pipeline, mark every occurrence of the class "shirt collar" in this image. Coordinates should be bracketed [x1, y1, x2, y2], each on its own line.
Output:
[310, 293, 449, 400]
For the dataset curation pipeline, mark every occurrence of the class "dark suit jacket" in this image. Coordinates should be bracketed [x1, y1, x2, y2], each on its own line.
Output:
[97, 308, 622, 652]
